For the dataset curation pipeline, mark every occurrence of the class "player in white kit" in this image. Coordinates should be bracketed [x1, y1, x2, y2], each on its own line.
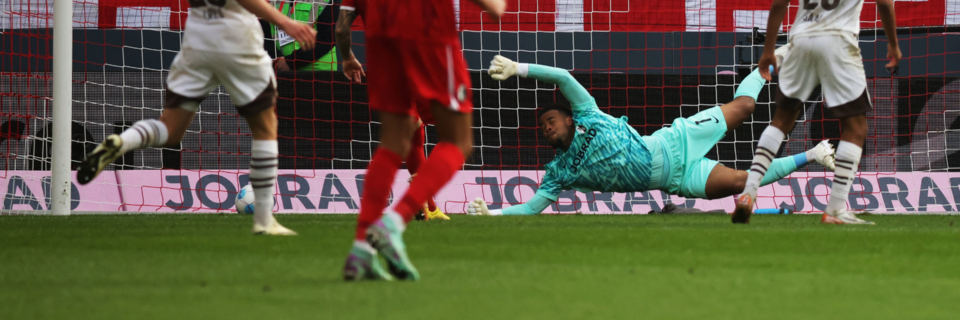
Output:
[78, 0, 316, 235]
[733, 0, 901, 224]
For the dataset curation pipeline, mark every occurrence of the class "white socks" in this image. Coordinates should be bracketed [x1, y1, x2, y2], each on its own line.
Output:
[384, 209, 406, 232]
[119, 119, 169, 153]
[826, 141, 862, 215]
[743, 126, 785, 198]
[250, 140, 279, 226]
[353, 240, 375, 253]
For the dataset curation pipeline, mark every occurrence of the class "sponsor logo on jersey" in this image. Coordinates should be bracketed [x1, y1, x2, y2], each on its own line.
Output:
[569, 127, 598, 173]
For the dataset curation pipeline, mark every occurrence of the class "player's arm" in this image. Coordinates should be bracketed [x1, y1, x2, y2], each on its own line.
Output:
[757, 0, 790, 81]
[335, 5, 364, 82]
[466, 0, 506, 22]
[467, 168, 562, 216]
[237, 0, 316, 51]
[488, 55, 598, 113]
[468, 194, 555, 216]
[876, 0, 901, 72]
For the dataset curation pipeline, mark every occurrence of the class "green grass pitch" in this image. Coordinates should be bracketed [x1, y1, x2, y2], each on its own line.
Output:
[2, 214, 959, 320]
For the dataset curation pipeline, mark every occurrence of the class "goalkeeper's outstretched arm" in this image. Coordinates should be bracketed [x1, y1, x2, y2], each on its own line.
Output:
[468, 194, 555, 216]
[468, 168, 562, 216]
[488, 56, 597, 112]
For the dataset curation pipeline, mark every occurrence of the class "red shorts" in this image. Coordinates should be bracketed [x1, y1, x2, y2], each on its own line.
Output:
[365, 38, 473, 124]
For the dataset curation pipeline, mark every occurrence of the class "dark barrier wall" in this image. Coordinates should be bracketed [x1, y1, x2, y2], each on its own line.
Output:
[1, 71, 957, 172]
[3, 30, 959, 77]
[276, 71, 959, 172]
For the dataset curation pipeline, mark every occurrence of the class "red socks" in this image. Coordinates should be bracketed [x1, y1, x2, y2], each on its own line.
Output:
[356, 140, 461, 238]
[394, 142, 464, 222]
[355, 149, 402, 240]
[405, 124, 438, 212]
[406, 124, 426, 173]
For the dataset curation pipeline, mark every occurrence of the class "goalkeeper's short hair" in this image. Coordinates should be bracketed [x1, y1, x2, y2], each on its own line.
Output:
[539, 103, 573, 119]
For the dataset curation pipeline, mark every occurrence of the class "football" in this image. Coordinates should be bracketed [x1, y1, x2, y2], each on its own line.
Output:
[235, 184, 256, 214]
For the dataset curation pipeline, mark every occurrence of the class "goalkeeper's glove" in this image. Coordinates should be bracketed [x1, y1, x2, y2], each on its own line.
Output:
[466, 198, 501, 216]
[487, 55, 520, 81]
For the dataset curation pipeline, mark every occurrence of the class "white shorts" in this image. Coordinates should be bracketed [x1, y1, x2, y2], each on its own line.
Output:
[778, 33, 871, 113]
[166, 49, 276, 116]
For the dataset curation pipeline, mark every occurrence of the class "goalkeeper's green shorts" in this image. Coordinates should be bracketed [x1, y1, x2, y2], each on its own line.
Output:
[650, 106, 726, 199]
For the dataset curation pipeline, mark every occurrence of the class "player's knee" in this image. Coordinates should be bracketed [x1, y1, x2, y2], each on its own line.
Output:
[743, 100, 755, 115]
[733, 96, 756, 114]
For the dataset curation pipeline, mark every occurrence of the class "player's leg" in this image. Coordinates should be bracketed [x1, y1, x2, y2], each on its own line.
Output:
[822, 113, 871, 224]
[346, 111, 417, 280]
[405, 120, 446, 220]
[363, 39, 473, 281]
[703, 140, 836, 199]
[78, 100, 194, 185]
[674, 65, 768, 195]
[393, 103, 472, 223]
[733, 42, 816, 223]
[731, 90, 804, 222]
[820, 33, 874, 224]
[212, 50, 296, 235]
[703, 164, 746, 199]
[366, 103, 471, 281]
[827, 113, 868, 208]
[355, 111, 417, 241]
[719, 66, 768, 131]
[77, 51, 212, 185]
[240, 105, 299, 235]
[406, 120, 426, 176]
[343, 38, 418, 281]
[406, 120, 427, 220]
[668, 73, 766, 197]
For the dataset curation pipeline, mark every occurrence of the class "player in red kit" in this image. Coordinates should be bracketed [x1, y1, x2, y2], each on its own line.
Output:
[336, 0, 505, 281]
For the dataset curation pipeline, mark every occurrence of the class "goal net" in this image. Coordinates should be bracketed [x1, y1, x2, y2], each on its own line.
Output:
[1, 0, 958, 214]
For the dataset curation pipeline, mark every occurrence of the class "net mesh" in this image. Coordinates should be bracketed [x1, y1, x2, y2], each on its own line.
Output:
[1, 0, 958, 214]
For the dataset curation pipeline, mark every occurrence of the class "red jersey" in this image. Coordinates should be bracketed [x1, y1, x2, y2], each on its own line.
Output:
[341, 0, 458, 43]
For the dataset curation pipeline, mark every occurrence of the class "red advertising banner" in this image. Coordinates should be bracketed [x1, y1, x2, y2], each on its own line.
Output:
[5, 1, 953, 32]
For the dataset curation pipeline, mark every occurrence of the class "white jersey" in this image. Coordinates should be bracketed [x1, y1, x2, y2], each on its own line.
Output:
[789, 0, 864, 39]
[181, 0, 264, 53]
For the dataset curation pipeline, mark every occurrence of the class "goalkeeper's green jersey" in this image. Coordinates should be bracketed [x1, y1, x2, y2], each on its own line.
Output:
[529, 65, 660, 202]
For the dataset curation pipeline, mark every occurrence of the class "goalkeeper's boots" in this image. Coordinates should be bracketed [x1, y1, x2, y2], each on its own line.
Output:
[366, 213, 420, 281]
[343, 245, 394, 281]
[252, 217, 298, 236]
[811, 140, 837, 171]
[731, 193, 754, 224]
[821, 211, 875, 225]
[77, 134, 124, 185]
[425, 206, 450, 220]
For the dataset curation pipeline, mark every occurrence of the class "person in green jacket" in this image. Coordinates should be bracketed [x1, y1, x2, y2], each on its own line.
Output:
[272, 0, 339, 71]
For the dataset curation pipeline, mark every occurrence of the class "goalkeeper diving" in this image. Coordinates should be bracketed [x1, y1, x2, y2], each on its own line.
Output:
[469, 49, 836, 216]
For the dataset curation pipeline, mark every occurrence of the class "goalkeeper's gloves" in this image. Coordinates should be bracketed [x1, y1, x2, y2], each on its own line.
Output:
[466, 198, 501, 216]
[487, 55, 522, 81]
